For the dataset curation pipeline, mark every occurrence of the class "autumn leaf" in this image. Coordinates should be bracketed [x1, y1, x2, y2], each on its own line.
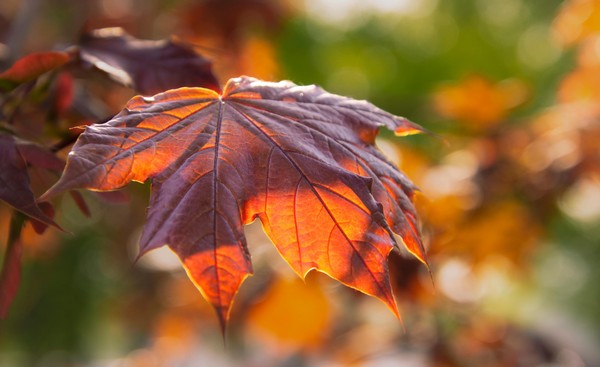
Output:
[42, 76, 427, 329]
[78, 28, 221, 95]
[0, 51, 71, 91]
[0, 134, 59, 228]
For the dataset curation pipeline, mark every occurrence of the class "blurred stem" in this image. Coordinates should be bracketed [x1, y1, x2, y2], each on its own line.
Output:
[0, 211, 26, 317]
[3, 211, 25, 266]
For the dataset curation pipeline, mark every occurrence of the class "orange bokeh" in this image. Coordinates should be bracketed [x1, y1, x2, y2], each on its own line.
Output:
[432, 75, 528, 132]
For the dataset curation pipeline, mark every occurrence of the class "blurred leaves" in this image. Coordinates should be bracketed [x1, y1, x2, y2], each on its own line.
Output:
[432, 75, 529, 132]
[247, 276, 331, 350]
[78, 27, 221, 94]
[553, 0, 600, 45]
[438, 200, 541, 264]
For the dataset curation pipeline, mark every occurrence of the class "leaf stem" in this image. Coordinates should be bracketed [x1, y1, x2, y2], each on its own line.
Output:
[7, 211, 26, 246]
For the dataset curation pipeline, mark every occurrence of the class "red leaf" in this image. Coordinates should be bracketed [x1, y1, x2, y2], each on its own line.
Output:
[0, 134, 60, 228]
[42, 77, 427, 329]
[78, 28, 221, 95]
[0, 51, 71, 91]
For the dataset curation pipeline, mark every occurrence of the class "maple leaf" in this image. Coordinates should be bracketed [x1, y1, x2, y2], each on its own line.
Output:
[42, 76, 427, 329]
[78, 28, 221, 95]
[0, 134, 60, 228]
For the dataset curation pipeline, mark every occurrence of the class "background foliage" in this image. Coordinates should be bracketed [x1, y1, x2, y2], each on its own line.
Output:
[1, 0, 599, 366]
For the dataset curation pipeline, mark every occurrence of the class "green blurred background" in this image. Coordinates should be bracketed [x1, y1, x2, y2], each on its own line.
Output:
[1, 0, 599, 366]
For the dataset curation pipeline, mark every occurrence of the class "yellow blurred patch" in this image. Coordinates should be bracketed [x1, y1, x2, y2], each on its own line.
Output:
[396, 146, 432, 188]
[238, 36, 280, 81]
[432, 75, 528, 132]
[553, 0, 600, 46]
[247, 275, 331, 350]
[442, 200, 541, 265]
[418, 194, 467, 231]
[559, 35, 600, 103]
[562, 62, 600, 103]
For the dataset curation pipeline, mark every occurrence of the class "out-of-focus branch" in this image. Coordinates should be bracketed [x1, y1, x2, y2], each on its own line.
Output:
[0, 211, 25, 319]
